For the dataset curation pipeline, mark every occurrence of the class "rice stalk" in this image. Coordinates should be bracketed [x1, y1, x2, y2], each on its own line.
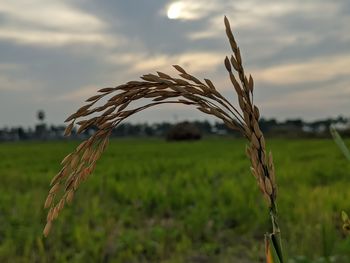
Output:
[43, 15, 284, 261]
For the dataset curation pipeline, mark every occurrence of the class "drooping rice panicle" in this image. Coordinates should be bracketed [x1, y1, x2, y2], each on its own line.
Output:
[43, 16, 284, 262]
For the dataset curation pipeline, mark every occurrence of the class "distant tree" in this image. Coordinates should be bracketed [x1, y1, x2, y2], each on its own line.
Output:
[166, 122, 201, 141]
[259, 118, 278, 132]
[193, 120, 212, 134]
[285, 119, 303, 127]
[144, 125, 154, 136]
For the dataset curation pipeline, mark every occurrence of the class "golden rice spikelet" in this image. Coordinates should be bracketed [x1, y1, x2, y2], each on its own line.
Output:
[43, 221, 52, 237]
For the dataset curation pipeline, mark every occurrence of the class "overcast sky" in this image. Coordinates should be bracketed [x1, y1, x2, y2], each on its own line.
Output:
[0, 0, 349, 127]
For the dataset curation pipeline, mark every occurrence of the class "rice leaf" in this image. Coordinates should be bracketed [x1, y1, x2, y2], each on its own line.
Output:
[330, 124, 350, 161]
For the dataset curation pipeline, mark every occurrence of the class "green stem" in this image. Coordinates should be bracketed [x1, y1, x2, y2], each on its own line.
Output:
[270, 204, 284, 263]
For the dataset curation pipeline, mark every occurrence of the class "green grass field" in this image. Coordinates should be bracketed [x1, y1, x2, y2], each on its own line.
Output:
[1, 138, 350, 262]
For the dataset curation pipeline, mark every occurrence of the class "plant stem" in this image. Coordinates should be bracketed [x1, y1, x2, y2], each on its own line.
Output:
[270, 203, 284, 263]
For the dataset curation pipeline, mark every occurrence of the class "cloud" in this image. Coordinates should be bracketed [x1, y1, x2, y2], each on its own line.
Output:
[254, 54, 350, 85]
[0, 63, 19, 71]
[0, 0, 119, 47]
[109, 51, 225, 75]
[186, 1, 343, 46]
[0, 28, 118, 47]
[259, 79, 350, 120]
[0, 0, 104, 30]
[0, 64, 41, 91]
[55, 85, 99, 102]
[0, 74, 36, 91]
[262, 83, 350, 109]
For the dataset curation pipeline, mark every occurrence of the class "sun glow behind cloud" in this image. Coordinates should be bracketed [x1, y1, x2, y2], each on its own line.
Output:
[167, 2, 183, 19]
[165, 1, 217, 20]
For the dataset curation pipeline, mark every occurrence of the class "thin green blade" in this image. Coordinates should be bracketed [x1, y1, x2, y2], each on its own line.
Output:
[330, 124, 350, 161]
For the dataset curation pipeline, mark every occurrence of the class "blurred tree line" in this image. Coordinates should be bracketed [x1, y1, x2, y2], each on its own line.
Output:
[0, 110, 349, 142]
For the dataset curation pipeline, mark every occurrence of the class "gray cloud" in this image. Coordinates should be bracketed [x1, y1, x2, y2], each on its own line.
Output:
[0, 0, 349, 126]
